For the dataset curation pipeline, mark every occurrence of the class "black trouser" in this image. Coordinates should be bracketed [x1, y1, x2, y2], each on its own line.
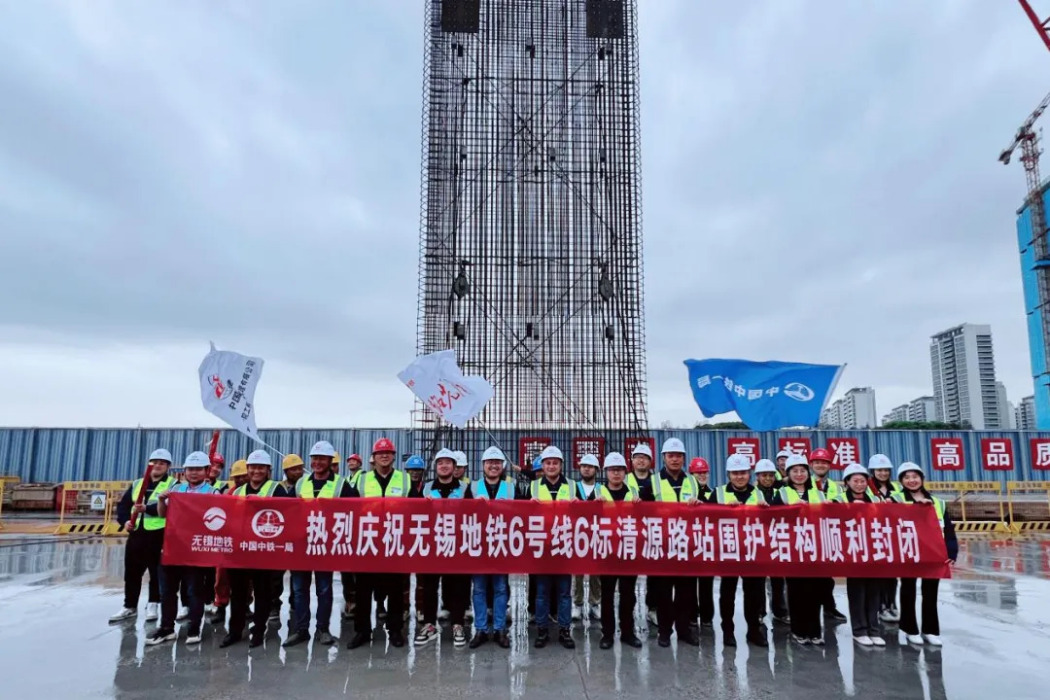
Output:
[899, 578, 940, 636]
[229, 568, 273, 640]
[786, 578, 822, 639]
[846, 578, 882, 637]
[599, 575, 637, 639]
[656, 576, 693, 638]
[645, 577, 657, 612]
[123, 528, 164, 609]
[161, 566, 205, 634]
[719, 576, 764, 637]
[768, 577, 789, 618]
[528, 574, 537, 616]
[342, 572, 354, 603]
[694, 576, 715, 624]
[355, 573, 407, 633]
[420, 573, 469, 626]
[817, 577, 838, 615]
[880, 578, 898, 610]
[202, 568, 216, 605]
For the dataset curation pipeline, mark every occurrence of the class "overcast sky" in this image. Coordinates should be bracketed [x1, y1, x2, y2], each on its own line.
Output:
[0, 0, 1046, 429]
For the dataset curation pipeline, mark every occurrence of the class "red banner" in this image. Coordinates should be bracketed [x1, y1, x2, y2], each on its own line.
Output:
[163, 495, 951, 579]
[778, 437, 811, 457]
[1031, 438, 1050, 470]
[519, 436, 551, 469]
[827, 437, 859, 470]
[979, 438, 1014, 472]
[931, 437, 964, 471]
[727, 438, 759, 467]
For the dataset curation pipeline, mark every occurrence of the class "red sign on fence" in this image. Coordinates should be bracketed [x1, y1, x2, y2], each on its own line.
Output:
[931, 438, 965, 471]
[518, 436, 551, 471]
[778, 437, 811, 458]
[827, 437, 860, 470]
[571, 437, 606, 470]
[625, 436, 656, 460]
[727, 438, 760, 467]
[164, 495, 951, 579]
[1031, 439, 1050, 471]
[980, 438, 1014, 472]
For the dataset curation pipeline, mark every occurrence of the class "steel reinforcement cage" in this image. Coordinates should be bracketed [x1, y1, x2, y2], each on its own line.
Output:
[414, 0, 648, 440]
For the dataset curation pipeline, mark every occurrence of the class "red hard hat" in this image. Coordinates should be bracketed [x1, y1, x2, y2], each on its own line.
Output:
[347, 453, 361, 462]
[212, 453, 225, 466]
[689, 457, 710, 474]
[810, 448, 832, 463]
[372, 438, 395, 454]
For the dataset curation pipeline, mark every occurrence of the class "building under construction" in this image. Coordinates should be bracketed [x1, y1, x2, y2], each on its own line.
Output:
[414, 0, 649, 441]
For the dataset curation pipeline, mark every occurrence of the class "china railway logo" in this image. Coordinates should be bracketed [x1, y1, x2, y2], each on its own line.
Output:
[252, 509, 285, 539]
[784, 382, 815, 402]
[203, 507, 227, 531]
[209, 374, 233, 400]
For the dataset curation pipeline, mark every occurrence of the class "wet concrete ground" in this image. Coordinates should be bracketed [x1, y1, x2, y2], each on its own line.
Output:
[0, 536, 1047, 699]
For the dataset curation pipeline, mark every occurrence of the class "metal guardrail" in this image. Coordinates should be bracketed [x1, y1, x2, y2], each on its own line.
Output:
[1006, 481, 1050, 531]
[926, 481, 1010, 532]
[54, 480, 130, 536]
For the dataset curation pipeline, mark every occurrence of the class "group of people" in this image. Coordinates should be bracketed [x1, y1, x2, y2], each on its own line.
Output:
[107, 437, 957, 653]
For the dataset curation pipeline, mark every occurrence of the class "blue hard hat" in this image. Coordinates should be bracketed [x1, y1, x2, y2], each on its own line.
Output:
[530, 456, 542, 471]
[405, 455, 426, 470]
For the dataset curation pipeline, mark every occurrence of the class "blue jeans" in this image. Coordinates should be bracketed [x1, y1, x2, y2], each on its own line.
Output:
[292, 571, 333, 634]
[472, 574, 509, 633]
[535, 574, 572, 630]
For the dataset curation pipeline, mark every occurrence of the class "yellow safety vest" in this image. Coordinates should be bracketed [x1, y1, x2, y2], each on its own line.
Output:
[598, 485, 638, 502]
[652, 472, 699, 502]
[814, 477, 845, 502]
[892, 492, 946, 529]
[779, 485, 827, 505]
[626, 472, 651, 493]
[131, 476, 175, 531]
[359, 470, 408, 498]
[714, 485, 766, 506]
[212, 480, 226, 492]
[530, 479, 575, 501]
[232, 480, 279, 497]
[296, 475, 342, 499]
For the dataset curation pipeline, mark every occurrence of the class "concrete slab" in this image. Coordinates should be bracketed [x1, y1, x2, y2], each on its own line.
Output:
[0, 535, 1046, 699]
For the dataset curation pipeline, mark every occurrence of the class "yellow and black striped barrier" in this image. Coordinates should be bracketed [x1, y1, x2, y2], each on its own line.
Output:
[954, 521, 1011, 533]
[55, 522, 123, 536]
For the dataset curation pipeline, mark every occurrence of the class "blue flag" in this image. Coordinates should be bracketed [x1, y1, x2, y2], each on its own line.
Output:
[684, 358, 845, 431]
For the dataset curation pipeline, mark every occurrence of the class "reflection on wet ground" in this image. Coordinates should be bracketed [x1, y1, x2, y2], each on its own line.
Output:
[0, 535, 1047, 699]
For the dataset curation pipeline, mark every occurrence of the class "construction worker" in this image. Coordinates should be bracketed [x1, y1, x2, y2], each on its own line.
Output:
[779, 453, 827, 645]
[453, 450, 471, 485]
[809, 447, 848, 623]
[754, 459, 789, 624]
[892, 462, 957, 647]
[571, 454, 602, 623]
[712, 454, 769, 648]
[207, 458, 249, 625]
[208, 453, 225, 490]
[868, 453, 901, 622]
[652, 438, 701, 648]
[405, 454, 427, 497]
[147, 451, 215, 646]
[841, 462, 886, 647]
[597, 452, 643, 650]
[221, 449, 291, 649]
[529, 445, 577, 649]
[201, 452, 226, 614]
[688, 457, 715, 634]
[467, 446, 515, 649]
[347, 437, 409, 649]
[775, 449, 791, 479]
[627, 442, 658, 624]
[109, 448, 175, 624]
[269, 453, 306, 624]
[346, 453, 363, 484]
[515, 454, 542, 622]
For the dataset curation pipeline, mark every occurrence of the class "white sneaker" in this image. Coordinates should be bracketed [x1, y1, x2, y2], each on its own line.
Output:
[588, 604, 601, 621]
[879, 609, 899, 623]
[853, 635, 873, 646]
[905, 633, 924, 645]
[923, 634, 943, 646]
[571, 605, 582, 621]
[464, 608, 473, 621]
[186, 631, 202, 645]
[177, 606, 190, 621]
[204, 604, 217, 615]
[109, 607, 137, 623]
[438, 609, 450, 621]
[145, 603, 160, 621]
[414, 623, 439, 646]
[145, 629, 176, 646]
[647, 609, 658, 626]
[870, 636, 886, 647]
[811, 636, 825, 646]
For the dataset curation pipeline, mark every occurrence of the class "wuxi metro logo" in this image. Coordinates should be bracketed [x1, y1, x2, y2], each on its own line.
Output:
[203, 507, 227, 532]
[783, 382, 815, 402]
[252, 509, 286, 539]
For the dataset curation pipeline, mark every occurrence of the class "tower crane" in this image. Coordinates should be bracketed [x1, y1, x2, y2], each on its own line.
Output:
[1000, 91, 1050, 259]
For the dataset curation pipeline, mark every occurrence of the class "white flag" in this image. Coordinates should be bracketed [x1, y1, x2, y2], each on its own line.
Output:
[397, 350, 493, 428]
[198, 342, 265, 439]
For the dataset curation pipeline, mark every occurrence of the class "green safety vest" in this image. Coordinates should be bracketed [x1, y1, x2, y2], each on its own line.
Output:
[714, 485, 766, 506]
[652, 472, 699, 502]
[779, 485, 827, 505]
[891, 492, 946, 529]
[131, 476, 175, 531]
[626, 473, 651, 493]
[232, 480, 279, 497]
[530, 479, 576, 501]
[296, 475, 342, 499]
[598, 485, 639, 502]
[815, 477, 845, 502]
[468, 477, 516, 500]
[359, 470, 408, 498]
[348, 470, 363, 489]
[212, 480, 227, 493]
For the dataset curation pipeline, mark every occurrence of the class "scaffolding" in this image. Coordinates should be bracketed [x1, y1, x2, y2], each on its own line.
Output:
[414, 0, 648, 449]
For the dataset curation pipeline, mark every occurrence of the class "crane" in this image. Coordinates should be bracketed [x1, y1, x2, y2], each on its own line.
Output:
[1018, 0, 1050, 52]
[1000, 91, 1050, 259]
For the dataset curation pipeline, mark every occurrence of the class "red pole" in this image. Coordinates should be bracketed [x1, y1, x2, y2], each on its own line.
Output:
[1019, 0, 1050, 53]
[127, 461, 153, 531]
[207, 430, 220, 464]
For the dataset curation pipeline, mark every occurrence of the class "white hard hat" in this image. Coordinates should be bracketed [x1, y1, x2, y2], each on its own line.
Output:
[603, 452, 628, 469]
[726, 454, 752, 473]
[754, 459, 777, 474]
[453, 450, 468, 467]
[183, 451, 211, 468]
[897, 462, 924, 479]
[776, 449, 791, 460]
[868, 453, 893, 471]
[661, 437, 686, 454]
[785, 454, 809, 469]
[539, 445, 564, 462]
[149, 448, 173, 463]
[843, 463, 868, 480]
[246, 449, 273, 467]
[579, 454, 600, 468]
[434, 448, 457, 465]
[631, 443, 653, 458]
[481, 446, 506, 462]
[309, 440, 336, 458]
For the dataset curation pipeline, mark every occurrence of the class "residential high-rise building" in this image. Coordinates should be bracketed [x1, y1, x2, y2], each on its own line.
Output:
[821, 402, 843, 429]
[929, 323, 1000, 429]
[908, 395, 936, 423]
[883, 404, 909, 425]
[821, 387, 877, 429]
[996, 381, 1015, 430]
[1018, 395, 1037, 430]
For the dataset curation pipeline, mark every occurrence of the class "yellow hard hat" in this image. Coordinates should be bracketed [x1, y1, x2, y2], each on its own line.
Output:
[230, 459, 248, 477]
[332, 451, 341, 464]
[282, 454, 305, 471]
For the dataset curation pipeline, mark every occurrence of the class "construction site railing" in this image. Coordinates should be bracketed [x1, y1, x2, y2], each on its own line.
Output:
[1006, 481, 1050, 532]
[926, 481, 1009, 533]
[55, 481, 131, 536]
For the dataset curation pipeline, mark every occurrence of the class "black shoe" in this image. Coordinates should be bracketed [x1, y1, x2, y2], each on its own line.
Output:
[219, 633, 241, 648]
[622, 633, 643, 648]
[747, 631, 769, 648]
[599, 636, 614, 650]
[282, 631, 310, 647]
[376, 602, 387, 620]
[249, 632, 264, 648]
[826, 608, 848, 623]
[700, 620, 714, 629]
[496, 631, 511, 649]
[347, 632, 372, 649]
[723, 634, 737, 648]
[680, 632, 700, 647]
[468, 632, 488, 649]
[210, 606, 227, 625]
[559, 629, 575, 649]
[388, 630, 406, 648]
[534, 629, 550, 648]
[657, 635, 671, 647]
